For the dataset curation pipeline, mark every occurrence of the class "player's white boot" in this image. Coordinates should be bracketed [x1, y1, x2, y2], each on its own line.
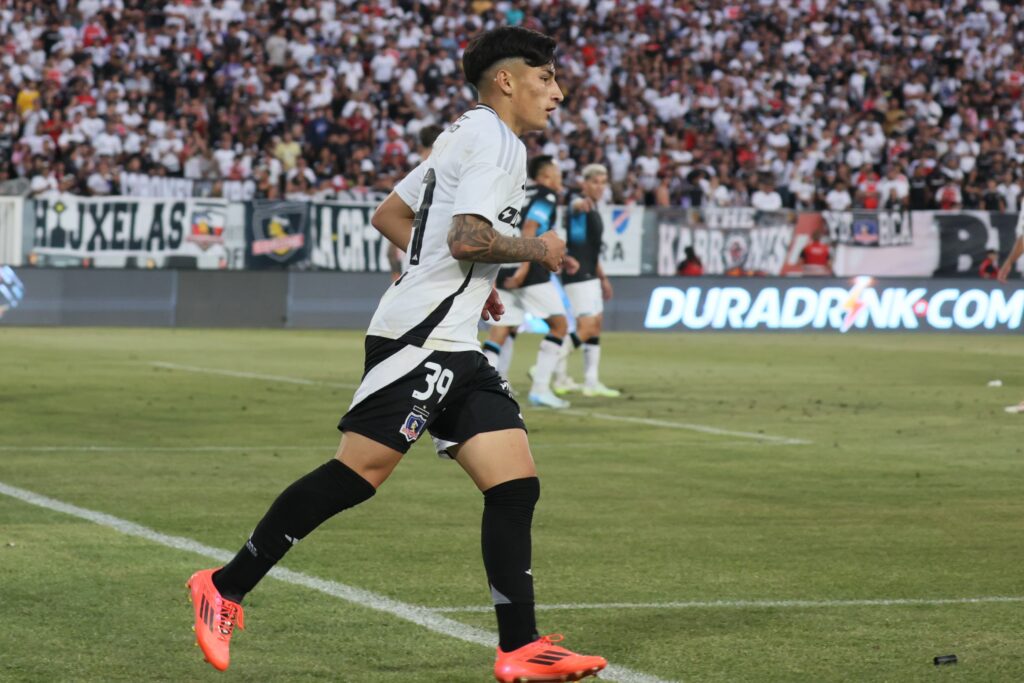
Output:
[528, 391, 570, 409]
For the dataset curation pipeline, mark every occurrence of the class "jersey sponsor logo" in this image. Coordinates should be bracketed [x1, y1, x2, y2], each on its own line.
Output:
[498, 206, 522, 227]
[399, 406, 430, 442]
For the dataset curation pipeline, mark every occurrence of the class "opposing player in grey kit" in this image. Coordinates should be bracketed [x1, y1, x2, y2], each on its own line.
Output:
[187, 26, 608, 683]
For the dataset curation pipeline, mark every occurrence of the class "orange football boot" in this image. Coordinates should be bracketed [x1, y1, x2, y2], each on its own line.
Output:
[494, 634, 607, 682]
[187, 568, 244, 671]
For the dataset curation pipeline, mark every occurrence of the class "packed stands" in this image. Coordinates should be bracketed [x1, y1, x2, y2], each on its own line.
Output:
[3, 0, 1023, 211]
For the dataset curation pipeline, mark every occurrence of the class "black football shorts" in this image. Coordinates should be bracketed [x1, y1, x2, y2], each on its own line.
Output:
[338, 335, 526, 456]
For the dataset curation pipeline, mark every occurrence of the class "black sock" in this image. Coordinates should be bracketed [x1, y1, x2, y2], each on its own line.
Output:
[509, 330, 518, 341]
[584, 335, 599, 346]
[213, 459, 376, 603]
[570, 332, 582, 349]
[482, 477, 540, 652]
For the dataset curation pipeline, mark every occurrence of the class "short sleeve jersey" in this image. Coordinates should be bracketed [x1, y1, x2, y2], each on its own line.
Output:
[561, 194, 604, 284]
[367, 105, 527, 352]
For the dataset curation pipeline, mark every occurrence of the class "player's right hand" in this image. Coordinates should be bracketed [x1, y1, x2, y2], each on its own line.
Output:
[998, 261, 1011, 283]
[537, 230, 566, 272]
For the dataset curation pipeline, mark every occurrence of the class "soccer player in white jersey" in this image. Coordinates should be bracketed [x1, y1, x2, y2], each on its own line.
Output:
[187, 27, 607, 683]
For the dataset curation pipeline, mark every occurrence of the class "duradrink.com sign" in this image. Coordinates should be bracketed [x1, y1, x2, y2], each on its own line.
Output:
[643, 278, 1024, 332]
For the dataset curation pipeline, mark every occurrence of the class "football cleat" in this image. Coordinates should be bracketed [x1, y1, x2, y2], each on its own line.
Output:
[552, 376, 583, 395]
[581, 382, 620, 398]
[494, 634, 607, 682]
[528, 391, 570, 409]
[188, 568, 244, 671]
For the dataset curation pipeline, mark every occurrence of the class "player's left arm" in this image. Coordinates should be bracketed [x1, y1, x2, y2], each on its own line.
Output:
[371, 191, 415, 250]
[372, 160, 429, 250]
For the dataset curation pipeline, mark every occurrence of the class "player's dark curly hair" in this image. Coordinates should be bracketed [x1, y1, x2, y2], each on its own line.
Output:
[462, 27, 556, 89]
[527, 155, 555, 180]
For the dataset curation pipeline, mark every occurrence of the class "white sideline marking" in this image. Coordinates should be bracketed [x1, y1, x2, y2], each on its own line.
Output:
[0, 480, 675, 683]
[0, 441, 658, 454]
[431, 596, 1024, 613]
[0, 445, 323, 453]
[148, 361, 358, 390]
[150, 360, 808, 446]
[563, 410, 811, 446]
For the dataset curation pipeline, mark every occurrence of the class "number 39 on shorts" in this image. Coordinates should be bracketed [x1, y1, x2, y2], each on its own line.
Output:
[412, 362, 454, 401]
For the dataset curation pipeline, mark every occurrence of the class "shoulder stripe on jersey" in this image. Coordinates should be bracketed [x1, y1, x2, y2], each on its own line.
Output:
[396, 264, 475, 347]
[474, 105, 520, 175]
[496, 122, 509, 174]
[347, 343, 433, 411]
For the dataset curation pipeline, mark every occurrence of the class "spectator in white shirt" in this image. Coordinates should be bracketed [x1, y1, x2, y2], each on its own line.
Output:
[825, 181, 853, 211]
[93, 121, 123, 158]
[751, 180, 783, 210]
[880, 165, 910, 209]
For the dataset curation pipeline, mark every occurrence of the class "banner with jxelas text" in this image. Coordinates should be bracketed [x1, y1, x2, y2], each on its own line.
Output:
[30, 195, 243, 268]
[638, 277, 1023, 333]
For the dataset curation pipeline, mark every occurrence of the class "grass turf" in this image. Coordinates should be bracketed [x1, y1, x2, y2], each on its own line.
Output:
[1, 328, 1023, 682]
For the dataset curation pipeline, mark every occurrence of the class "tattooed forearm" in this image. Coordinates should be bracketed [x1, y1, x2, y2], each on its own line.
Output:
[448, 214, 548, 263]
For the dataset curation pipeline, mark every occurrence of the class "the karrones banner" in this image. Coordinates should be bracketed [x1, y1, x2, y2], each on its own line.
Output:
[655, 207, 800, 276]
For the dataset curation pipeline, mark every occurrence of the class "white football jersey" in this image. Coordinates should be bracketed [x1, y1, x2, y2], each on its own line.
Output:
[367, 105, 527, 352]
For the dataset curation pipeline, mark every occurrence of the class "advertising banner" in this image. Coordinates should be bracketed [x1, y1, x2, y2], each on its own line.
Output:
[654, 207, 799, 276]
[118, 173, 257, 201]
[653, 209, 1022, 279]
[308, 201, 392, 272]
[638, 277, 1024, 333]
[597, 205, 643, 276]
[29, 195, 243, 269]
[930, 211, 1022, 277]
[245, 200, 310, 269]
[118, 173, 196, 199]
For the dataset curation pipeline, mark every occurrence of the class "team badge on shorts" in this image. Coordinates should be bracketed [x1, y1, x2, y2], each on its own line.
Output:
[399, 406, 430, 442]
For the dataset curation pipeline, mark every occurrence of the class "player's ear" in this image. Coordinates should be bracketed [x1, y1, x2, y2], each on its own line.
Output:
[492, 66, 514, 96]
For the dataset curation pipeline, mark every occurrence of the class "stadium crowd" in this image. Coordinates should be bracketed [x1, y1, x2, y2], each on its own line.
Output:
[2, 0, 1024, 212]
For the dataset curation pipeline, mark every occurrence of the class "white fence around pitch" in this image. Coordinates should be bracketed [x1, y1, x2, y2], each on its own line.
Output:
[0, 197, 25, 266]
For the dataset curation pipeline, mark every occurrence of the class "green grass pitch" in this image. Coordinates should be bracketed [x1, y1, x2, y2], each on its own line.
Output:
[2, 327, 1024, 682]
